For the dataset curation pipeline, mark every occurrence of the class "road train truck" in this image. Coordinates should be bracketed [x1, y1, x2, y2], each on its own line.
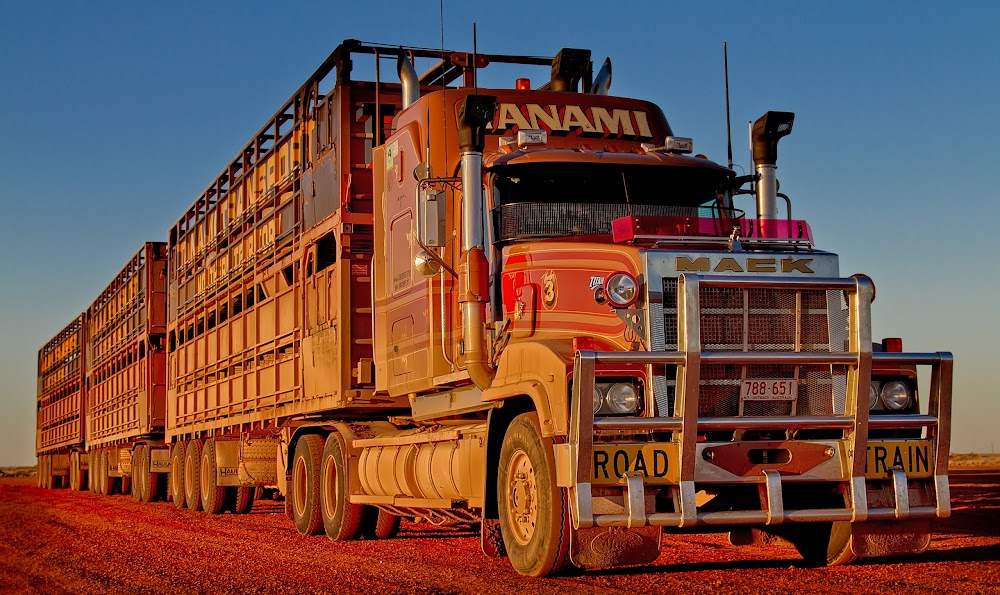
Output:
[40, 40, 953, 577]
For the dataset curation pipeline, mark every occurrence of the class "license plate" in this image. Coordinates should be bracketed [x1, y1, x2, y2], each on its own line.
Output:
[591, 443, 678, 485]
[741, 379, 797, 401]
[864, 440, 933, 479]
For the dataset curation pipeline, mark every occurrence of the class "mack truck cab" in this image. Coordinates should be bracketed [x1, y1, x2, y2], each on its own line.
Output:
[361, 46, 952, 577]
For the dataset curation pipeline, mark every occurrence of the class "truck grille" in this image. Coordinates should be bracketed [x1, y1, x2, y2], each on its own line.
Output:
[660, 279, 849, 417]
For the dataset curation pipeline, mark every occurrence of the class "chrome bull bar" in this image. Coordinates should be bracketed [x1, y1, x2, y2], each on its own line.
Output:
[561, 273, 953, 529]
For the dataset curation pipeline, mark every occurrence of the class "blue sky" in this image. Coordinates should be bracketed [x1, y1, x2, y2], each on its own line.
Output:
[1, 2, 997, 465]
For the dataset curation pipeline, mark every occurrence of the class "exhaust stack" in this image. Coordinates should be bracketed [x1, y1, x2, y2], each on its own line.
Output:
[457, 94, 499, 389]
[751, 111, 794, 235]
[398, 52, 420, 109]
[549, 48, 591, 92]
[591, 58, 612, 95]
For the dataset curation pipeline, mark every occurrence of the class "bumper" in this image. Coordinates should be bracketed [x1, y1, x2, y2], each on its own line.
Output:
[560, 274, 953, 530]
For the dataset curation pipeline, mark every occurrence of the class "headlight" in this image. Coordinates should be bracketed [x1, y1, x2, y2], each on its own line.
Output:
[592, 386, 603, 415]
[606, 383, 639, 414]
[604, 272, 638, 308]
[869, 383, 879, 410]
[880, 380, 911, 411]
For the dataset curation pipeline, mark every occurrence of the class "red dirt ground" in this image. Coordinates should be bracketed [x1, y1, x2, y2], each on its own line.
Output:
[0, 471, 997, 594]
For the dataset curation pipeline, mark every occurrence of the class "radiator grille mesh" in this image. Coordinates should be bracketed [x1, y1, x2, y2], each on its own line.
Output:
[660, 278, 849, 417]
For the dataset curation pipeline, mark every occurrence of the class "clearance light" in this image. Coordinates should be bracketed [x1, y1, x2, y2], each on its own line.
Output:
[515, 78, 531, 90]
[882, 337, 903, 352]
[604, 272, 638, 308]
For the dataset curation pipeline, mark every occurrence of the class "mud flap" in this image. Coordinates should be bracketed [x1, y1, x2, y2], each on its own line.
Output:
[480, 519, 507, 558]
[850, 519, 931, 559]
[570, 526, 662, 569]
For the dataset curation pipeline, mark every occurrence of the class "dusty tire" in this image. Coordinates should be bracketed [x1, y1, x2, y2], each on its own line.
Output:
[200, 439, 227, 514]
[132, 446, 146, 502]
[320, 433, 365, 541]
[120, 473, 132, 496]
[368, 509, 401, 539]
[170, 442, 187, 508]
[88, 451, 98, 493]
[69, 452, 80, 491]
[184, 440, 203, 511]
[233, 486, 255, 514]
[292, 434, 325, 535]
[789, 522, 857, 567]
[497, 413, 571, 577]
[99, 450, 115, 496]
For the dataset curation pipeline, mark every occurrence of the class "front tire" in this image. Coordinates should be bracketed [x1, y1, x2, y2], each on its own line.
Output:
[788, 521, 857, 566]
[497, 413, 571, 577]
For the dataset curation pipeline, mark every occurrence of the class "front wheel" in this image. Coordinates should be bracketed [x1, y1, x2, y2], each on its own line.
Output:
[787, 521, 857, 566]
[497, 412, 571, 577]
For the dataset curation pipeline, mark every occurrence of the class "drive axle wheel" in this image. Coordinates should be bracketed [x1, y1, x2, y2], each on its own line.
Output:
[497, 413, 571, 577]
[320, 432, 365, 541]
[170, 442, 187, 508]
[292, 434, 325, 535]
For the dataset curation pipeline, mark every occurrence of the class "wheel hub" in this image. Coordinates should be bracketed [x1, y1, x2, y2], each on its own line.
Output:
[506, 450, 539, 545]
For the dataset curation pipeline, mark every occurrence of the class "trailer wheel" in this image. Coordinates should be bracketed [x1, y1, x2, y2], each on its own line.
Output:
[132, 446, 146, 502]
[788, 521, 857, 566]
[99, 449, 115, 496]
[184, 440, 203, 511]
[291, 434, 324, 534]
[120, 471, 131, 496]
[233, 487, 255, 514]
[170, 442, 187, 508]
[200, 438, 227, 514]
[39, 455, 49, 489]
[367, 509, 401, 539]
[88, 451, 98, 493]
[69, 452, 79, 491]
[320, 433, 365, 541]
[497, 412, 571, 577]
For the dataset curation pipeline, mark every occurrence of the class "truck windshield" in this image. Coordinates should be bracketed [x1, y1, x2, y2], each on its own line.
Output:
[491, 162, 733, 242]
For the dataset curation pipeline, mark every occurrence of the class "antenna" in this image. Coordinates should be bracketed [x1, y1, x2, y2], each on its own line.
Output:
[472, 22, 478, 92]
[724, 42, 733, 170]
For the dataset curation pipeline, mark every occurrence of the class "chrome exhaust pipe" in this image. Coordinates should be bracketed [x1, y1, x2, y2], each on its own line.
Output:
[592, 58, 612, 95]
[457, 95, 498, 390]
[398, 52, 419, 109]
[751, 111, 794, 235]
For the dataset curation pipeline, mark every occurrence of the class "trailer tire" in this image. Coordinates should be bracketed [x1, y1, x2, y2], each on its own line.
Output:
[233, 486, 255, 514]
[170, 442, 187, 508]
[120, 472, 131, 496]
[184, 440, 203, 511]
[497, 412, 571, 577]
[99, 449, 115, 496]
[367, 509, 401, 539]
[320, 433, 365, 541]
[69, 452, 80, 491]
[200, 438, 227, 514]
[292, 434, 325, 535]
[88, 451, 98, 493]
[132, 446, 146, 502]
